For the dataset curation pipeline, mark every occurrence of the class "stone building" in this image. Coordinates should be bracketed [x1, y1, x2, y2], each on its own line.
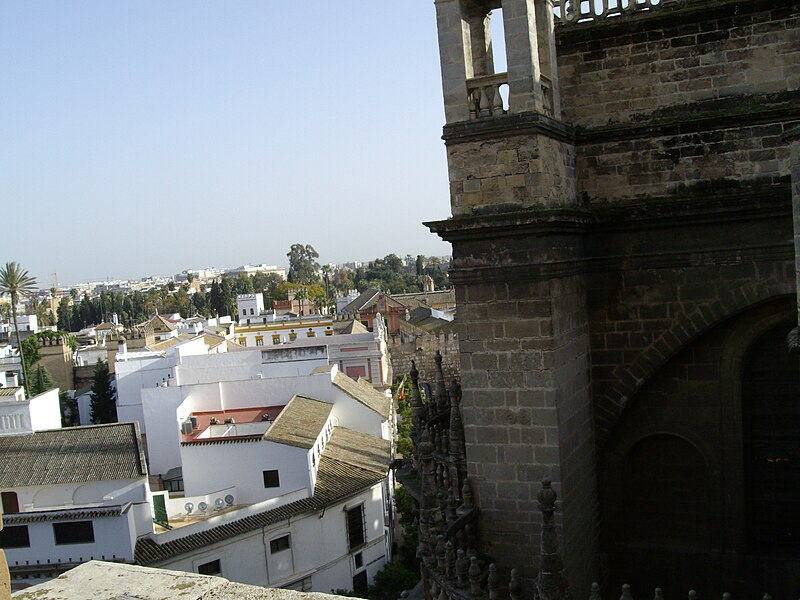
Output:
[422, 0, 799, 597]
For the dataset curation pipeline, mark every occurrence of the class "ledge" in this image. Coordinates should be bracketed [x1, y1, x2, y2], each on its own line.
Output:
[442, 111, 575, 146]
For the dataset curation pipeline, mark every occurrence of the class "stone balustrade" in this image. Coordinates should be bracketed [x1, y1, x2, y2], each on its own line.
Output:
[466, 74, 508, 119]
[554, 0, 668, 25]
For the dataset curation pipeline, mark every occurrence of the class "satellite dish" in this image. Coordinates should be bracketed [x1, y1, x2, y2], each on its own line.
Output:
[224, 494, 234, 506]
[184, 502, 194, 514]
[214, 498, 225, 509]
[198, 501, 208, 512]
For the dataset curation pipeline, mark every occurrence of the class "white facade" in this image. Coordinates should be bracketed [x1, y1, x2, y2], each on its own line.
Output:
[237, 293, 265, 320]
[153, 482, 389, 592]
[0, 387, 61, 435]
[234, 314, 334, 347]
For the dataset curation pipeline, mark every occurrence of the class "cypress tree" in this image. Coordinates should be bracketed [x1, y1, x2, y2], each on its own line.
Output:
[90, 359, 117, 424]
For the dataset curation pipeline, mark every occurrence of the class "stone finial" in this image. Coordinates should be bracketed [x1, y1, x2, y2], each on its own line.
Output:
[536, 479, 569, 600]
[588, 583, 602, 600]
[687, 592, 697, 600]
[509, 569, 521, 600]
[721, 594, 731, 600]
[621, 585, 634, 600]
[469, 556, 481, 597]
[436, 535, 447, 571]
[447, 487, 458, 524]
[448, 377, 465, 462]
[654, 589, 664, 600]
[456, 549, 469, 588]
[487, 564, 499, 600]
[460, 477, 474, 512]
[446, 541, 456, 579]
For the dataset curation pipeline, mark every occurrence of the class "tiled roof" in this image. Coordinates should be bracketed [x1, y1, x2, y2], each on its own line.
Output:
[332, 372, 391, 419]
[0, 422, 147, 488]
[0, 386, 21, 397]
[341, 289, 380, 313]
[331, 319, 369, 335]
[263, 395, 332, 449]
[144, 314, 176, 333]
[392, 289, 456, 308]
[3, 505, 124, 523]
[146, 333, 196, 351]
[135, 426, 389, 566]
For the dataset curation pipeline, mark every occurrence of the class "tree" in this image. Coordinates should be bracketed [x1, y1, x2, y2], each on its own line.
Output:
[57, 296, 72, 331]
[28, 364, 54, 397]
[0, 262, 37, 394]
[90, 359, 117, 424]
[287, 244, 321, 285]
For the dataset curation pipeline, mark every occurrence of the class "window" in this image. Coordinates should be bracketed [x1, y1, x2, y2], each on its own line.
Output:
[250, 308, 254, 315]
[263, 470, 280, 488]
[346, 505, 366, 550]
[0, 525, 30, 548]
[353, 571, 368, 595]
[325, 329, 333, 336]
[256, 336, 264, 347]
[198, 559, 221, 576]
[242, 309, 247, 316]
[165, 478, 184, 493]
[53, 521, 94, 545]
[239, 337, 247, 346]
[270, 534, 291, 553]
[1, 491, 19, 513]
[354, 552, 363, 569]
[306, 331, 315, 338]
[288, 333, 297, 341]
[272, 334, 281, 345]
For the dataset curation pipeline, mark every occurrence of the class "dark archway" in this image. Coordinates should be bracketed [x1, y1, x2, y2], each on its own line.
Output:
[623, 434, 710, 550]
[742, 324, 800, 555]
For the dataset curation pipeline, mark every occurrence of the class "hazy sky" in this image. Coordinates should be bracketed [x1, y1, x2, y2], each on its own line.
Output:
[1, 2, 455, 286]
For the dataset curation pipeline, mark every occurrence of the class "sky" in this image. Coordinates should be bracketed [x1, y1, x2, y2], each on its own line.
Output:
[1, 2, 456, 286]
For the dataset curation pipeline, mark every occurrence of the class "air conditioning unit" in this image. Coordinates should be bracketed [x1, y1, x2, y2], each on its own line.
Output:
[189, 416, 198, 428]
[180, 420, 194, 435]
[223, 418, 234, 424]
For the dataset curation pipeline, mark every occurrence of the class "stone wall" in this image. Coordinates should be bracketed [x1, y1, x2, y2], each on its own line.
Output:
[444, 127, 577, 215]
[36, 338, 73, 393]
[558, 1, 799, 129]
[387, 332, 460, 385]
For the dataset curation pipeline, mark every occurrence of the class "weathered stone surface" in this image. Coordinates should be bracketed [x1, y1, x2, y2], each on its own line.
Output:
[12, 561, 353, 600]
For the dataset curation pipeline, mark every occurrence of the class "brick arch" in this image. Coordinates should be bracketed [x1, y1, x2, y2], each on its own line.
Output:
[595, 280, 796, 450]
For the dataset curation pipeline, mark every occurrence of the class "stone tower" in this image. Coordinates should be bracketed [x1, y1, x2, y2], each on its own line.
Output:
[429, 0, 596, 591]
[427, 0, 799, 596]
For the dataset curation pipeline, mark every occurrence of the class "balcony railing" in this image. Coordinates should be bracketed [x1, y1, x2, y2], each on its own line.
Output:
[553, 0, 666, 25]
[466, 73, 508, 119]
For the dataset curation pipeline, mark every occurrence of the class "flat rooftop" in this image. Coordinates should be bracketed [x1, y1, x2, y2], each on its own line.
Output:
[181, 406, 284, 443]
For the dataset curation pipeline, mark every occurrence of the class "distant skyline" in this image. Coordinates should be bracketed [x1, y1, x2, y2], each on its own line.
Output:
[1, 2, 455, 286]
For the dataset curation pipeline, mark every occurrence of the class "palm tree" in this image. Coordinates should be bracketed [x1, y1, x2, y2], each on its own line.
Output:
[0, 262, 38, 394]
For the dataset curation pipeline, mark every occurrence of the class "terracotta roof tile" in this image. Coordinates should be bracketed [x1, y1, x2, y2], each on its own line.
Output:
[0, 422, 147, 487]
[263, 395, 333, 449]
[332, 372, 391, 419]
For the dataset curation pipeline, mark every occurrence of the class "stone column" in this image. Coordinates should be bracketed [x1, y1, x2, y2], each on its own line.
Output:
[786, 126, 800, 351]
[534, 0, 560, 118]
[0, 502, 10, 599]
[501, 0, 543, 113]
[435, 0, 473, 123]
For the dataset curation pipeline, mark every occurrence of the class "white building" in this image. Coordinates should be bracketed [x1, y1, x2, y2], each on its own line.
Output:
[135, 397, 392, 594]
[227, 264, 287, 279]
[0, 422, 154, 590]
[0, 386, 61, 434]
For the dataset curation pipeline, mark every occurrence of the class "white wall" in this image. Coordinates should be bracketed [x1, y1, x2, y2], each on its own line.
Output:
[3, 510, 142, 568]
[155, 482, 388, 593]
[180, 440, 312, 505]
[141, 385, 185, 476]
[28, 388, 62, 431]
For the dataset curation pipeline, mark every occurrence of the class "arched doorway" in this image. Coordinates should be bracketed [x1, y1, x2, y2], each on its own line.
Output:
[742, 324, 800, 555]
